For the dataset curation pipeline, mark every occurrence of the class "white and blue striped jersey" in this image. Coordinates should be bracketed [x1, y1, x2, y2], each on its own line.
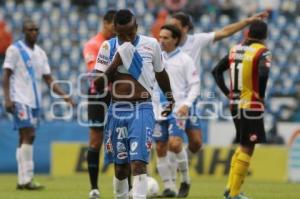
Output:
[153, 48, 200, 121]
[95, 35, 164, 96]
[180, 32, 215, 73]
[3, 41, 51, 108]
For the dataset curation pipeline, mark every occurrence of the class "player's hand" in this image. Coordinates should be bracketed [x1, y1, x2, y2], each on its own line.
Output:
[176, 105, 189, 118]
[5, 98, 15, 113]
[64, 97, 76, 107]
[246, 11, 269, 24]
[94, 74, 107, 93]
[161, 100, 175, 117]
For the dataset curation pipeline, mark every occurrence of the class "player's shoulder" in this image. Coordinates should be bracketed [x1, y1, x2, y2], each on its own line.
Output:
[178, 50, 194, 63]
[35, 44, 48, 56]
[139, 35, 159, 45]
[6, 44, 18, 54]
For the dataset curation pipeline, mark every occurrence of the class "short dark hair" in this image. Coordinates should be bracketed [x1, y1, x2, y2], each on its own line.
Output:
[248, 20, 268, 40]
[103, 10, 116, 23]
[161, 24, 182, 46]
[114, 9, 135, 26]
[172, 12, 193, 31]
[22, 18, 36, 30]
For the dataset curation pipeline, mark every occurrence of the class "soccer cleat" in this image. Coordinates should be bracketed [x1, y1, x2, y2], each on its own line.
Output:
[16, 184, 24, 190]
[21, 180, 45, 190]
[227, 194, 249, 199]
[158, 188, 176, 197]
[223, 189, 230, 198]
[89, 189, 100, 199]
[177, 182, 190, 197]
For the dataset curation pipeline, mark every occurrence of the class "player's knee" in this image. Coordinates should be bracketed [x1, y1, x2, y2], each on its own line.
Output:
[131, 160, 147, 176]
[115, 165, 130, 180]
[189, 141, 202, 153]
[156, 142, 167, 157]
[168, 140, 182, 154]
[89, 140, 102, 150]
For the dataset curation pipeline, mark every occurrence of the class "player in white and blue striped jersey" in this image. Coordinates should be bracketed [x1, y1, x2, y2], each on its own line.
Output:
[2, 19, 74, 190]
[94, 9, 174, 199]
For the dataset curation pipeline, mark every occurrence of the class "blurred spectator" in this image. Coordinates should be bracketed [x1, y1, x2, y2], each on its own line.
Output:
[0, 19, 13, 67]
[151, 9, 169, 40]
[280, 0, 298, 19]
[218, 0, 238, 20]
[184, 0, 205, 22]
[164, 0, 188, 12]
[233, 0, 257, 17]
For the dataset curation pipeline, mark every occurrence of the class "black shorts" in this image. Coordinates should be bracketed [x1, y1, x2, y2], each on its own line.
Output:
[87, 89, 111, 130]
[231, 108, 266, 146]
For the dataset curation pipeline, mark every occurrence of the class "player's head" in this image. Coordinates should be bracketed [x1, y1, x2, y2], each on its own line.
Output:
[102, 10, 116, 38]
[170, 12, 193, 37]
[159, 24, 181, 52]
[22, 19, 39, 44]
[248, 20, 268, 41]
[114, 9, 138, 43]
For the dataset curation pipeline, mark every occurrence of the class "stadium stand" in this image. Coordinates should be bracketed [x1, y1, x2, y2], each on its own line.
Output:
[0, 0, 299, 123]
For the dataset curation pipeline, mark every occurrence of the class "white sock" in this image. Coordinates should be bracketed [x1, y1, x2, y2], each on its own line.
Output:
[16, 148, 25, 185]
[157, 156, 175, 190]
[175, 149, 190, 184]
[167, 151, 177, 185]
[20, 144, 34, 184]
[113, 177, 129, 199]
[132, 174, 147, 199]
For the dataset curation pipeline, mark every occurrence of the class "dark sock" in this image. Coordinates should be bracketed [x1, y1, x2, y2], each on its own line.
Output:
[128, 174, 132, 191]
[87, 147, 100, 190]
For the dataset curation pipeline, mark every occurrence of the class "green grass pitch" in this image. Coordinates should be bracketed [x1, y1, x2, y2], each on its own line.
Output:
[0, 174, 299, 199]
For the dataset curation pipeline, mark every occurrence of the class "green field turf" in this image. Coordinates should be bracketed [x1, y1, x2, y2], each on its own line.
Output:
[0, 174, 299, 199]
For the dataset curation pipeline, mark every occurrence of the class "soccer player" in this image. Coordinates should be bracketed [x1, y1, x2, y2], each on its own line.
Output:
[82, 10, 116, 199]
[212, 20, 271, 199]
[2, 19, 74, 190]
[169, 10, 269, 165]
[94, 9, 174, 199]
[153, 24, 199, 197]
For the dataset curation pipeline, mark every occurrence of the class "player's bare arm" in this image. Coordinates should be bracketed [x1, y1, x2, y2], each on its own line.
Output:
[43, 74, 75, 106]
[2, 68, 14, 113]
[94, 52, 122, 93]
[155, 69, 175, 116]
[214, 11, 269, 41]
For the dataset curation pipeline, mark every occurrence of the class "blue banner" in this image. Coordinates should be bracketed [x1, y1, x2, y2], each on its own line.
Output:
[0, 121, 88, 173]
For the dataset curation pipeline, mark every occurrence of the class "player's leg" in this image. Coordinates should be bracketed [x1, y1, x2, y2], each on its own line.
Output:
[87, 91, 111, 198]
[87, 127, 103, 199]
[153, 121, 176, 196]
[128, 102, 155, 199]
[228, 110, 266, 199]
[13, 103, 43, 190]
[224, 107, 241, 198]
[168, 119, 190, 197]
[114, 163, 130, 199]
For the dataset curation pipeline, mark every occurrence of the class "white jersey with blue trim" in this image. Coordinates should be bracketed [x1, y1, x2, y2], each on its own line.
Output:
[95, 35, 164, 96]
[180, 32, 215, 73]
[152, 48, 200, 121]
[3, 41, 51, 108]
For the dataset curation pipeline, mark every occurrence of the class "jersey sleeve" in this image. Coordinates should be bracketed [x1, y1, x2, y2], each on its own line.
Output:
[211, 54, 230, 96]
[3, 45, 18, 71]
[182, 56, 200, 107]
[83, 42, 98, 72]
[194, 32, 215, 48]
[152, 40, 164, 72]
[94, 41, 111, 72]
[258, 49, 271, 99]
[42, 51, 51, 75]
